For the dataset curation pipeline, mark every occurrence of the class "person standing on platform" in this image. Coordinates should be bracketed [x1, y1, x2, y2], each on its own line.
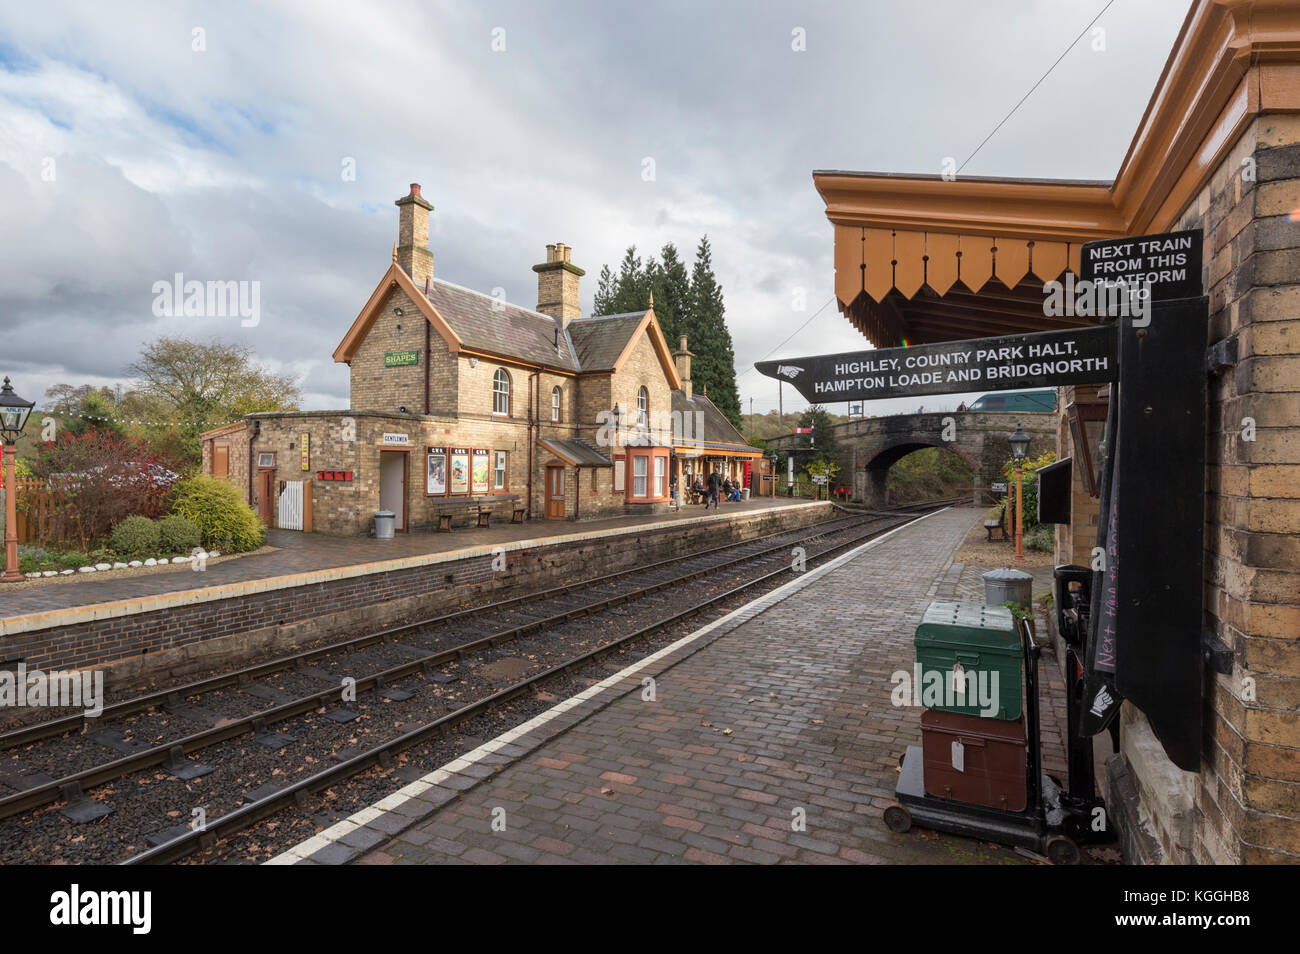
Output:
[707, 468, 722, 511]
[670, 473, 681, 511]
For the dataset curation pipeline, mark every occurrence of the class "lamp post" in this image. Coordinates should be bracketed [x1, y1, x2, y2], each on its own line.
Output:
[1008, 421, 1031, 564]
[0, 377, 35, 583]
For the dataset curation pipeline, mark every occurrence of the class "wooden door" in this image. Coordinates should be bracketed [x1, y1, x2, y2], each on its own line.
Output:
[257, 469, 275, 527]
[545, 465, 565, 519]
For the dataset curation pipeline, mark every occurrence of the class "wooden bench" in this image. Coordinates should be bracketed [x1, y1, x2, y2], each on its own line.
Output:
[984, 513, 1007, 541]
[511, 508, 526, 524]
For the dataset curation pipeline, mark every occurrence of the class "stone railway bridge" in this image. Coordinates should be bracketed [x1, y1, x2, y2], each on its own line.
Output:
[767, 411, 1056, 507]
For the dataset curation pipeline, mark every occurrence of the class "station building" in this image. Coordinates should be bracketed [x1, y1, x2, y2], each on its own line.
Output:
[811, 0, 1300, 864]
[201, 184, 759, 533]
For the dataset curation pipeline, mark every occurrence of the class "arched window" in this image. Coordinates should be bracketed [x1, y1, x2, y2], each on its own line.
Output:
[493, 368, 511, 416]
[636, 386, 648, 426]
[551, 386, 561, 423]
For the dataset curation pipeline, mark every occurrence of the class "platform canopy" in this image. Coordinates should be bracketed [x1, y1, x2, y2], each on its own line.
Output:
[815, 0, 1300, 348]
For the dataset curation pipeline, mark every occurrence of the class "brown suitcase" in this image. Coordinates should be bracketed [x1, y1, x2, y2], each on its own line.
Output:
[920, 709, 1028, 812]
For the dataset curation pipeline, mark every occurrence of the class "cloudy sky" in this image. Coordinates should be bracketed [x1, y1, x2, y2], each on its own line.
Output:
[0, 1, 1188, 421]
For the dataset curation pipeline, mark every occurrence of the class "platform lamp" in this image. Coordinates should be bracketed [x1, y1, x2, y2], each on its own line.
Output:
[0, 378, 35, 583]
[1008, 421, 1031, 564]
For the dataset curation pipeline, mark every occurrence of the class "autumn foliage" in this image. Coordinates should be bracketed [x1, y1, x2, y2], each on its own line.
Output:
[27, 429, 180, 549]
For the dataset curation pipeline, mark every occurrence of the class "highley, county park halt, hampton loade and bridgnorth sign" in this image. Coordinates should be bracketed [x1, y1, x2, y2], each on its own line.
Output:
[756, 229, 1208, 772]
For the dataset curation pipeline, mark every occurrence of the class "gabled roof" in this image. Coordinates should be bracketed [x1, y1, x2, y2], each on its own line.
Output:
[567, 313, 646, 371]
[537, 437, 612, 467]
[334, 266, 680, 386]
[671, 390, 760, 456]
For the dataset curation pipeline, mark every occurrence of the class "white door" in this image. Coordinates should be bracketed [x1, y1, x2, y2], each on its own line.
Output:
[278, 481, 304, 531]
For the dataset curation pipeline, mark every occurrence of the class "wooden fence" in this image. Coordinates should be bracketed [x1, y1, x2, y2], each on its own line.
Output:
[3, 478, 171, 547]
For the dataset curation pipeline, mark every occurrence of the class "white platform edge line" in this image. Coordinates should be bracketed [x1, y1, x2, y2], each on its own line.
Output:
[267, 507, 947, 864]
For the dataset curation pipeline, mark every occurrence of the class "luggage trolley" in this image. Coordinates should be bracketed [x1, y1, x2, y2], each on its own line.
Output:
[882, 569, 1112, 864]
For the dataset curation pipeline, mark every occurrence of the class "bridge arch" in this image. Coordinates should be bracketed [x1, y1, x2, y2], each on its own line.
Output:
[766, 409, 1055, 508]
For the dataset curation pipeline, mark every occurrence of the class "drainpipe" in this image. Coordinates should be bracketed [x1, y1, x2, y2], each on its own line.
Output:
[246, 419, 261, 506]
[527, 371, 538, 520]
[423, 312, 431, 415]
[575, 465, 581, 520]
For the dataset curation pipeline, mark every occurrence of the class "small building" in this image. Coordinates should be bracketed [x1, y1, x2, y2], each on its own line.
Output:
[201, 184, 759, 533]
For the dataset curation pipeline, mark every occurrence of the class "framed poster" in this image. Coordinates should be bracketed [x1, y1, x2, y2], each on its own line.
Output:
[426, 447, 447, 496]
[471, 448, 490, 495]
[449, 448, 470, 495]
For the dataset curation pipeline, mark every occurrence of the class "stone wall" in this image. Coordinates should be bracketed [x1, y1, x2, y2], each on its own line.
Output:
[2, 502, 832, 688]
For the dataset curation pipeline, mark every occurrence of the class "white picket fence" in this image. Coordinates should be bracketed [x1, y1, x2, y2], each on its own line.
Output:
[278, 480, 304, 531]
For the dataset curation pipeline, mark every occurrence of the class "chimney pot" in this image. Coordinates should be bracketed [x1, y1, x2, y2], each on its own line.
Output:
[410, 183, 421, 197]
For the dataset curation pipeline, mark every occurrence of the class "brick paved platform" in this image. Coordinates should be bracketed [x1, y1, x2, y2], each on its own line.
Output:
[273, 507, 1074, 865]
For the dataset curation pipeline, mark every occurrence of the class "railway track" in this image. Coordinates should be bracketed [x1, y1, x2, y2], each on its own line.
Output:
[0, 507, 942, 865]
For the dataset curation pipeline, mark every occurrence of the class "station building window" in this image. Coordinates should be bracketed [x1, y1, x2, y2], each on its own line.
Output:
[551, 386, 561, 422]
[493, 368, 511, 416]
[493, 450, 507, 491]
[637, 386, 648, 425]
[625, 447, 670, 502]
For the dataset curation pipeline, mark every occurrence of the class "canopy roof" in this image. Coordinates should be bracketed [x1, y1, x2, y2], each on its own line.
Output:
[815, 0, 1300, 346]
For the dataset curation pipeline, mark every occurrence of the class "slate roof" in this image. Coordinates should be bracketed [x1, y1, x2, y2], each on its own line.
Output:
[537, 437, 613, 467]
[566, 313, 647, 371]
[671, 390, 759, 453]
[419, 277, 647, 375]
[424, 278, 581, 371]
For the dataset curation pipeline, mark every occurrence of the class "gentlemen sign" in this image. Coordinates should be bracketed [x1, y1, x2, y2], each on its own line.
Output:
[1080, 229, 1202, 302]
[755, 325, 1117, 403]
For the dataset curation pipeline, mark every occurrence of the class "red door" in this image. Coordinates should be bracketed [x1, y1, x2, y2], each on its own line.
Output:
[257, 469, 275, 527]
[545, 465, 566, 519]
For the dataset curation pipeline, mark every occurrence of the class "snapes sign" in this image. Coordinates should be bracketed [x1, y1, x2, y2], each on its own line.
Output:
[755, 325, 1117, 404]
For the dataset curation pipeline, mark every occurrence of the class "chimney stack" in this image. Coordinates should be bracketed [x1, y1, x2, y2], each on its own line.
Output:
[532, 242, 584, 326]
[673, 334, 693, 398]
[394, 183, 434, 287]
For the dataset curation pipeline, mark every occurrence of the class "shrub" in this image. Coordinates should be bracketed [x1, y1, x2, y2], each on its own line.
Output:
[1026, 524, 1055, 553]
[110, 515, 161, 559]
[170, 476, 266, 553]
[18, 545, 52, 574]
[157, 514, 202, 554]
[57, 550, 91, 569]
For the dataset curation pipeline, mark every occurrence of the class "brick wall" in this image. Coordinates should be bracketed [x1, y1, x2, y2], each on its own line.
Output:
[349, 285, 458, 415]
[3, 503, 832, 687]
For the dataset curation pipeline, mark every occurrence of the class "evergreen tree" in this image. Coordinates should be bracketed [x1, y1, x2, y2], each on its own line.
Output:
[686, 236, 741, 427]
[649, 242, 689, 345]
[594, 264, 616, 314]
[591, 236, 743, 429]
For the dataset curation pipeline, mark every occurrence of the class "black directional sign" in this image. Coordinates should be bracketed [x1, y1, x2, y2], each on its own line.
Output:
[1080, 229, 1202, 302]
[754, 324, 1117, 404]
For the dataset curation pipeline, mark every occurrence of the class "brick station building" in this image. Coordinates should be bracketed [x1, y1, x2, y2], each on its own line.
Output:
[812, 0, 1300, 863]
[201, 184, 758, 534]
